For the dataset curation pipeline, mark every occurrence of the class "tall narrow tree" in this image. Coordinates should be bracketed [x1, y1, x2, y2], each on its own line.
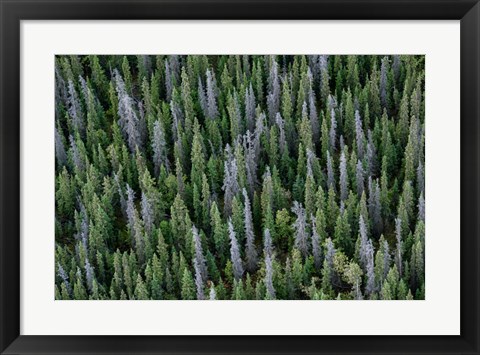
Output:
[292, 201, 309, 257]
[243, 188, 258, 272]
[228, 219, 244, 281]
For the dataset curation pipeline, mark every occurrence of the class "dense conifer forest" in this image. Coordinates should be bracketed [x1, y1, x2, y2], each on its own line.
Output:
[55, 55, 425, 300]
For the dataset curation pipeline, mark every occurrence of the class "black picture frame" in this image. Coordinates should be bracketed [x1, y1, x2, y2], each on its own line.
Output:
[1, 1, 479, 354]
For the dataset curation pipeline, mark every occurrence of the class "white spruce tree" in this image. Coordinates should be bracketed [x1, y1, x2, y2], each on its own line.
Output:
[311, 214, 322, 270]
[275, 112, 287, 154]
[113, 69, 141, 153]
[140, 191, 154, 235]
[57, 263, 72, 296]
[206, 69, 218, 119]
[125, 184, 137, 237]
[355, 109, 364, 159]
[322, 237, 336, 291]
[365, 239, 376, 296]
[417, 160, 425, 194]
[152, 120, 169, 175]
[78, 75, 89, 101]
[192, 225, 208, 282]
[329, 108, 337, 152]
[69, 135, 84, 172]
[170, 97, 183, 144]
[264, 252, 276, 300]
[263, 225, 276, 299]
[209, 283, 217, 300]
[380, 56, 389, 108]
[222, 156, 240, 216]
[254, 112, 266, 159]
[228, 219, 244, 281]
[85, 258, 95, 293]
[267, 58, 280, 122]
[165, 60, 173, 101]
[243, 188, 258, 272]
[132, 216, 146, 264]
[76, 202, 89, 252]
[263, 228, 273, 257]
[339, 149, 349, 202]
[67, 79, 84, 136]
[194, 258, 205, 300]
[55, 126, 67, 167]
[137, 101, 147, 149]
[327, 94, 337, 111]
[418, 191, 425, 222]
[306, 148, 316, 179]
[292, 201, 309, 257]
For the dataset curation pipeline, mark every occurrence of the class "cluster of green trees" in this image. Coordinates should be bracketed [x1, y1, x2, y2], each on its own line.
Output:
[55, 55, 425, 300]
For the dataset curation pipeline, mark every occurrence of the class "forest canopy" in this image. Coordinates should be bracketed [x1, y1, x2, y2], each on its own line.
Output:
[55, 55, 425, 300]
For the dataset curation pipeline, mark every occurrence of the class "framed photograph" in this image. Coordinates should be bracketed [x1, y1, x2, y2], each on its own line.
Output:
[1, 0, 479, 354]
